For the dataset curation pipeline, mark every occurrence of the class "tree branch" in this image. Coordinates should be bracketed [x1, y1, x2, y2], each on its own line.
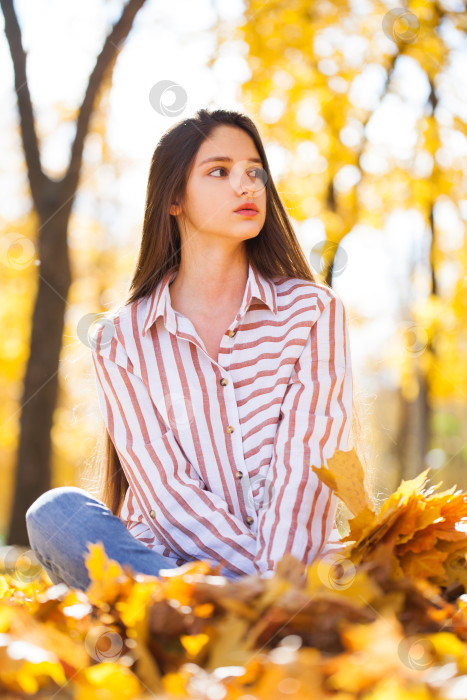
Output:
[63, 0, 147, 196]
[0, 0, 45, 207]
[1, 0, 148, 207]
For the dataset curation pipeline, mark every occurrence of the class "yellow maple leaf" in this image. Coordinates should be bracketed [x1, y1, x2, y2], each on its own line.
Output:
[180, 632, 210, 657]
[426, 631, 466, 659]
[399, 548, 450, 582]
[158, 560, 213, 606]
[441, 551, 467, 590]
[162, 670, 190, 697]
[84, 541, 126, 605]
[115, 580, 157, 630]
[9, 605, 89, 670]
[74, 663, 142, 700]
[306, 557, 381, 607]
[395, 500, 443, 544]
[346, 506, 403, 563]
[0, 576, 11, 600]
[311, 448, 375, 517]
[0, 641, 67, 694]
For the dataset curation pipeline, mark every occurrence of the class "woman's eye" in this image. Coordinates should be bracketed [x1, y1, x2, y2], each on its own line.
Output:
[209, 167, 227, 177]
[209, 166, 264, 179]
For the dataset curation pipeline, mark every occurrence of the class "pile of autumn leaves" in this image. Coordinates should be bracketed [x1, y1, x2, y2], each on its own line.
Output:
[3, 451, 467, 699]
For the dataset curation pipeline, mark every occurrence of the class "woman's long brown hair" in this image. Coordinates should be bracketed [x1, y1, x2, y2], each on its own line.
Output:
[82, 107, 374, 526]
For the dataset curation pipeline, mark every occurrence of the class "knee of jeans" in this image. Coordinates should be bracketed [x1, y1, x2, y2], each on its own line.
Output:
[26, 486, 91, 531]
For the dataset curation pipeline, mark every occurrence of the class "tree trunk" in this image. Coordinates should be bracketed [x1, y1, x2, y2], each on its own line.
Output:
[1, 0, 148, 546]
[7, 186, 73, 544]
[395, 368, 431, 482]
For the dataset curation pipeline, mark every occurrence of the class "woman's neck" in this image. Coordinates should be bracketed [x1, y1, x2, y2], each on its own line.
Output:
[169, 256, 249, 318]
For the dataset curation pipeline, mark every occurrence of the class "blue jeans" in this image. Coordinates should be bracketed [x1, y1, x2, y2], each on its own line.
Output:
[25, 486, 181, 591]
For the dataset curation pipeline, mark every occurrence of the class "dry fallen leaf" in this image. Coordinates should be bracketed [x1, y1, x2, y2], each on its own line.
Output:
[3, 451, 467, 699]
[311, 448, 375, 517]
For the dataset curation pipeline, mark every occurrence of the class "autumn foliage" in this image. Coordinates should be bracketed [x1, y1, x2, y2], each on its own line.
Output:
[2, 450, 467, 698]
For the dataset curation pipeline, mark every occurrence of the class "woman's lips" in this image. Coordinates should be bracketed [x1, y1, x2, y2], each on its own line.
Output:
[235, 209, 258, 216]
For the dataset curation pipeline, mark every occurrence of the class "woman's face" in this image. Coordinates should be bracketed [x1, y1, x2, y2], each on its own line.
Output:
[171, 125, 267, 245]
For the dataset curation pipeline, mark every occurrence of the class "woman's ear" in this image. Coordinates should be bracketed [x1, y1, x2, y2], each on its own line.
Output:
[170, 202, 180, 216]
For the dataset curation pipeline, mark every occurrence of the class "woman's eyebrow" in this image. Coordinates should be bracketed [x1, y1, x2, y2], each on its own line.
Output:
[198, 156, 263, 166]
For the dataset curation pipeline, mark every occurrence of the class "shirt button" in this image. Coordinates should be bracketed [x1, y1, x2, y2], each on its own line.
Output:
[235, 470, 243, 479]
[227, 329, 237, 337]
[220, 377, 228, 386]
[149, 510, 156, 519]
[246, 516, 254, 525]
[226, 425, 234, 434]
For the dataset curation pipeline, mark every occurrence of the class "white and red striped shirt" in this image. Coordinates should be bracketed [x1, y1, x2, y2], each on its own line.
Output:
[90, 261, 352, 580]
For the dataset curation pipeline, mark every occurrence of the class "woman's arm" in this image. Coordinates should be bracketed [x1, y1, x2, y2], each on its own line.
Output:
[253, 293, 353, 577]
[90, 322, 260, 579]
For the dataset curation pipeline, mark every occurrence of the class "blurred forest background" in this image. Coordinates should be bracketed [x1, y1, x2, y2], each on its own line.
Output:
[1, 0, 466, 546]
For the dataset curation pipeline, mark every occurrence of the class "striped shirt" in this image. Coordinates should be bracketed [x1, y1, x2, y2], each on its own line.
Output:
[90, 261, 353, 580]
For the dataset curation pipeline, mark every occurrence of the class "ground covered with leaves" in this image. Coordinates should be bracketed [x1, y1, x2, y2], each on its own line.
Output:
[2, 450, 467, 699]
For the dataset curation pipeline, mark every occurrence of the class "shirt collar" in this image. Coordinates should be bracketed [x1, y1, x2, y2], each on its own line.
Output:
[142, 261, 278, 337]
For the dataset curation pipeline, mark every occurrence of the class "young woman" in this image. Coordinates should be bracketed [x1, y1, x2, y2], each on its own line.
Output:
[25, 108, 361, 592]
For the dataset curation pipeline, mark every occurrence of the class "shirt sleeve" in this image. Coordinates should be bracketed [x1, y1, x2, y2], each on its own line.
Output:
[90, 320, 259, 579]
[253, 293, 353, 577]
